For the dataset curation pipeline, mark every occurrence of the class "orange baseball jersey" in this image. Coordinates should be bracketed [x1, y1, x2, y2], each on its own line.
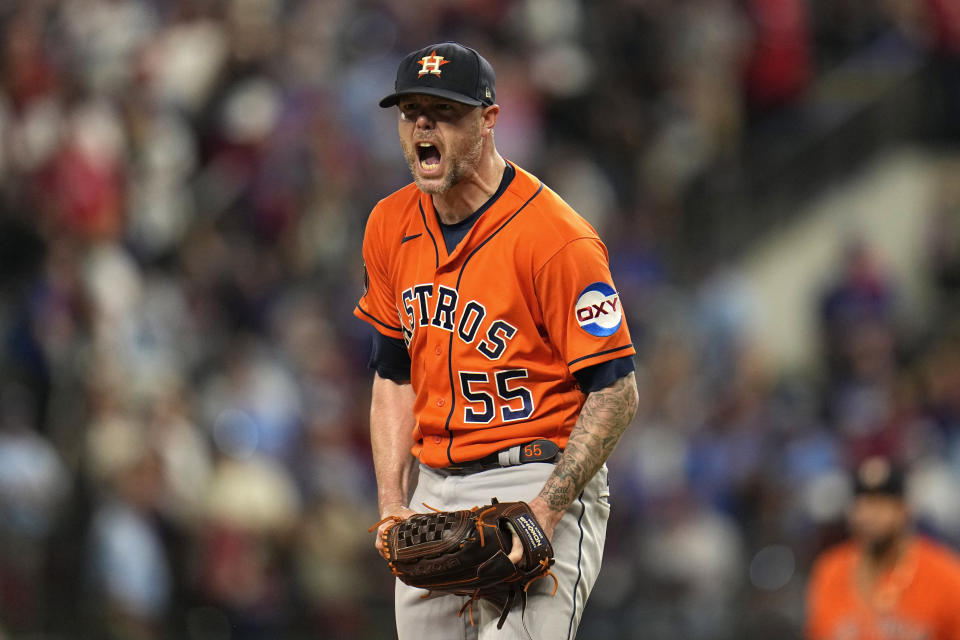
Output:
[354, 162, 636, 468]
[806, 537, 960, 640]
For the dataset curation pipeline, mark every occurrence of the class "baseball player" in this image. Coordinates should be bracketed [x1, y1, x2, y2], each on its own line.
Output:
[355, 42, 639, 639]
[806, 457, 960, 640]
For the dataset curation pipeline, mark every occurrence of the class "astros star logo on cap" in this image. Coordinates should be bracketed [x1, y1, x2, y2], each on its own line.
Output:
[417, 50, 451, 77]
[379, 42, 496, 108]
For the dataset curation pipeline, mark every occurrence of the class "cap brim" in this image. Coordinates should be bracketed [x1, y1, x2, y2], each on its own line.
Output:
[379, 87, 483, 108]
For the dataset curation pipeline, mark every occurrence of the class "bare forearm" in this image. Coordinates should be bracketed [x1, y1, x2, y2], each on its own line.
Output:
[536, 372, 638, 516]
[370, 373, 416, 515]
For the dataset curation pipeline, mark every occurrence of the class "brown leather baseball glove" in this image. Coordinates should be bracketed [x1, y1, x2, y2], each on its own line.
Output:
[370, 498, 557, 628]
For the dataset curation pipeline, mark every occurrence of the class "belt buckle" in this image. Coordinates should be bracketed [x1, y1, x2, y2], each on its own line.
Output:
[441, 460, 490, 475]
[517, 439, 560, 464]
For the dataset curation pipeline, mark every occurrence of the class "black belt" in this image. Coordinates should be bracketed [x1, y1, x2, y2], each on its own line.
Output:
[437, 439, 562, 476]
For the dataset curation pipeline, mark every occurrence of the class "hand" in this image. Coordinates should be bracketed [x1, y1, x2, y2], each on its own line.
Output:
[526, 496, 564, 544]
[506, 524, 523, 564]
[374, 504, 417, 551]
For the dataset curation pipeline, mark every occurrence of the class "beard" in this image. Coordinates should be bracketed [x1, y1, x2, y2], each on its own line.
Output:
[863, 532, 900, 562]
[402, 122, 483, 195]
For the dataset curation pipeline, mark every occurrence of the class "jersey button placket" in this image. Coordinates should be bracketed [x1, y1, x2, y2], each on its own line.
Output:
[436, 398, 445, 407]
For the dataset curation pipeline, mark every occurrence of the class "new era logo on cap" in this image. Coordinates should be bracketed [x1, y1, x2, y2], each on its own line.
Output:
[380, 42, 496, 108]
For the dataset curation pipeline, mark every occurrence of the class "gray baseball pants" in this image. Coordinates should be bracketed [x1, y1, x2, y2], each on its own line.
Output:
[393, 462, 610, 640]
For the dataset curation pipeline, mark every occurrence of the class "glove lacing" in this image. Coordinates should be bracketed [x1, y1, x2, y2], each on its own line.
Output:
[370, 503, 558, 629]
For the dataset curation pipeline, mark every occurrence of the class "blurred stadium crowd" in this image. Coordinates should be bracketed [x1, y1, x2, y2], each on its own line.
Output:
[0, 0, 958, 639]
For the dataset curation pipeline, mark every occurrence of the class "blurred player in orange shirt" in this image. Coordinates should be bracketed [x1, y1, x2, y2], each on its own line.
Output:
[806, 457, 960, 640]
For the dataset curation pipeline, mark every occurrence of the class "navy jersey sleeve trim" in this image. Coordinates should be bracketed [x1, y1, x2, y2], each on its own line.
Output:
[368, 332, 411, 382]
[573, 355, 635, 394]
[355, 302, 402, 333]
[566, 344, 634, 368]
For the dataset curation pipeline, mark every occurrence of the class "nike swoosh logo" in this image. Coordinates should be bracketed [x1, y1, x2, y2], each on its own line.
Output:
[401, 233, 422, 244]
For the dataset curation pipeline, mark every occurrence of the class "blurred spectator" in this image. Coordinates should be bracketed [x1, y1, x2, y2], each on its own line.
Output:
[86, 442, 171, 640]
[192, 450, 300, 638]
[820, 240, 898, 382]
[742, 0, 813, 114]
[639, 491, 746, 639]
[887, 0, 960, 141]
[0, 383, 68, 631]
[200, 337, 303, 463]
[927, 159, 960, 310]
[806, 457, 960, 640]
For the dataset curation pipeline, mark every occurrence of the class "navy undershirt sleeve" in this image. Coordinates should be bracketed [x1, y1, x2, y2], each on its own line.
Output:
[573, 356, 636, 394]
[368, 332, 411, 382]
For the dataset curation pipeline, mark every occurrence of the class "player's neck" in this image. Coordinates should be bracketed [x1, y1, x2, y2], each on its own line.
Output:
[859, 533, 911, 575]
[432, 151, 506, 225]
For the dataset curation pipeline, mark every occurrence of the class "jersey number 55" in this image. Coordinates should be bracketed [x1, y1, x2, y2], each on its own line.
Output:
[458, 369, 534, 424]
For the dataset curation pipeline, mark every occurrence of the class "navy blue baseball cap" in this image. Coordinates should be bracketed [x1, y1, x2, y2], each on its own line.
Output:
[379, 42, 496, 108]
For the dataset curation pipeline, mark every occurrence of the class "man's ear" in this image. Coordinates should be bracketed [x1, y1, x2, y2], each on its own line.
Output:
[481, 104, 500, 133]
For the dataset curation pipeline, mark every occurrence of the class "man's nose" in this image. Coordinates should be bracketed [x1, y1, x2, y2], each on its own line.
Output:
[415, 112, 435, 129]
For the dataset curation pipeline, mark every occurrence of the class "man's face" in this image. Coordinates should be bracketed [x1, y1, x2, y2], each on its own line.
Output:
[396, 94, 484, 195]
[848, 494, 909, 557]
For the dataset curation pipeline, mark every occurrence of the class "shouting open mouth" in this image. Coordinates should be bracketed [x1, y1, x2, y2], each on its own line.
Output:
[416, 141, 442, 174]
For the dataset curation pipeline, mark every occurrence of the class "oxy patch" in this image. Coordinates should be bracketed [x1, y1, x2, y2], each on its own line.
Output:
[574, 282, 622, 337]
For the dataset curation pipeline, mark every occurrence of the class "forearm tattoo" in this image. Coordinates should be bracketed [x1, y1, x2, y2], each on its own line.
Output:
[538, 372, 638, 513]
